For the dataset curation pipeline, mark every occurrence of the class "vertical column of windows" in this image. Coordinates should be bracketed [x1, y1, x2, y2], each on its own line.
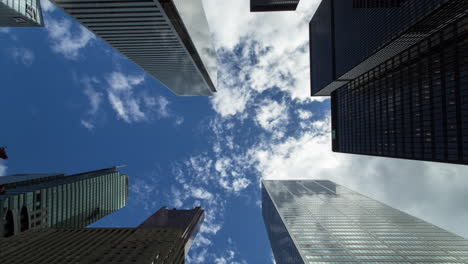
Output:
[389, 62, 396, 156]
[459, 19, 468, 162]
[444, 41, 459, 161]
[376, 69, 383, 155]
[371, 75, 377, 155]
[394, 58, 404, 156]
[432, 43, 445, 161]
[412, 53, 423, 159]
[421, 55, 433, 160]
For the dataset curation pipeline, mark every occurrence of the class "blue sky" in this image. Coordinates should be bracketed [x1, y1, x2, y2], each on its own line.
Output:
[1, 0, 468, 263]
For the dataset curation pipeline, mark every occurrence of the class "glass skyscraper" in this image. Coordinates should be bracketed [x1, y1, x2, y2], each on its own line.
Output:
[50, 0, 217, 96]
[263, 180, 468, 263]
[0, 0, 43, 27]
[309, 0, 468, 164]
[0, 167, 128, 238]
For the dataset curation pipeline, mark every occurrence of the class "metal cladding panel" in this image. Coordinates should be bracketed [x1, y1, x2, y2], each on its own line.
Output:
[262, 180, 468, 262]
[309, 0, 334, 96]
[0, 0, 43, 27]
[250, 0, 300, 12]
[51, 0, 216, 96]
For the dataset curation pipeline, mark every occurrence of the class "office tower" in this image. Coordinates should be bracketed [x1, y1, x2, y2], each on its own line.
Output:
[0, 206, 204, 264]
[250, 0, 300, 12]
[0, 167, 129, 238]
[50, 0, 217, 96]
[0, 0, 43, 27]
[263, 180, 468, 263]
[309, 0, 468, 164]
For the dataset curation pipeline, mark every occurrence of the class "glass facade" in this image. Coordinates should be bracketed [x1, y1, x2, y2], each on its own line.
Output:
[332, 14, 468, 164]
[0, 168, 129, 237]
[0, 0, 43, 27]
[309, 0, 467, 96]
[263, 180, 468, 263]
[50, 0, 217, 96]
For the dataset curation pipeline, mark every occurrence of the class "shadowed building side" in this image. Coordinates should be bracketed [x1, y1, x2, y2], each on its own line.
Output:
[0, 207, 204, 264]
[250, 0, 300, 12]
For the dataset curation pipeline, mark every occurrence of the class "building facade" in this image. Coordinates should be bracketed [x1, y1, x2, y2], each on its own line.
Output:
[309, 0, 468, 164]
[0, 0, 43, 27]
[250, 0, 300, 12]
[310, 0, 467, 96]
[0, 206, 204, 264]
[263, 180, 468, 263]
[50, 0, 217, 96]
[0, 167, 129, 237]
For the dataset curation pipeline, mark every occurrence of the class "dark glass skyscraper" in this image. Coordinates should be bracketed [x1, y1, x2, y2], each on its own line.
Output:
[0, 167, 128, 237]
[0, 206, 204, 264]
[309, 0, 468, 164]
[263, 180, 468, 263]
[50, 0, 217, 96]
[250, 0, 300, 12]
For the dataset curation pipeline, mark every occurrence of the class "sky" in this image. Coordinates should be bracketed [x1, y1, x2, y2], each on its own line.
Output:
[1, 0, 468, 263]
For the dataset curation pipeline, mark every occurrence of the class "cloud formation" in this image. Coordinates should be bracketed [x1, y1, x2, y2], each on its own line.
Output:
[203, 0, 327, 117]
[78, 72, 181, 129]
[40, 0, 56, 12]
[0, 162, 6, 177]
[8, 48, 35, 66]
[46, 18, 95, 60]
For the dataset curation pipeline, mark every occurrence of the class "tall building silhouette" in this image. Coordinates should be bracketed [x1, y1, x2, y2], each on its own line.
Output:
[50, 0, 217, 96]
[0, 0, 43, 27]
[0, 206, 204, 264]
[310, 0, 468, 164]
[250, 0, 300, 12]
[0, 167, 128, 237]
[263, 180, 468, 263]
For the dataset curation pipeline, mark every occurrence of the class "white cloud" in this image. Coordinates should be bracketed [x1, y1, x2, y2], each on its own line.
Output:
[0, 162, 7, 177]
[9, 48, 35, 66]
[192, 187, 214, 200]
[107, 72, 144, 91]
[46, 18, 95, 60]
[80, 119, 94, 130]
[203, 0, 327, 117]
[297, 109, 313, 120]
[40, 0, 56, 12]
[255, 99, 289, 132]
[105, 72, 147, 123]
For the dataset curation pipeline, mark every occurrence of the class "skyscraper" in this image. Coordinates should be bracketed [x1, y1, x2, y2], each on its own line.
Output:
[250, 0, 300, 12]
[50, 0, 217, 96]
[0, 0, 43, 27]
[0, 167, 128, 237]
[263, 180, 468, 263]
[309, 0, 468, 164]
[0, 206, 204, 264]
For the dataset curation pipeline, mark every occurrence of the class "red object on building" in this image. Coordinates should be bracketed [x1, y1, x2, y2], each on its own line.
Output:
[0, 185, 5, 195]
[0, 147, 7, 160]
